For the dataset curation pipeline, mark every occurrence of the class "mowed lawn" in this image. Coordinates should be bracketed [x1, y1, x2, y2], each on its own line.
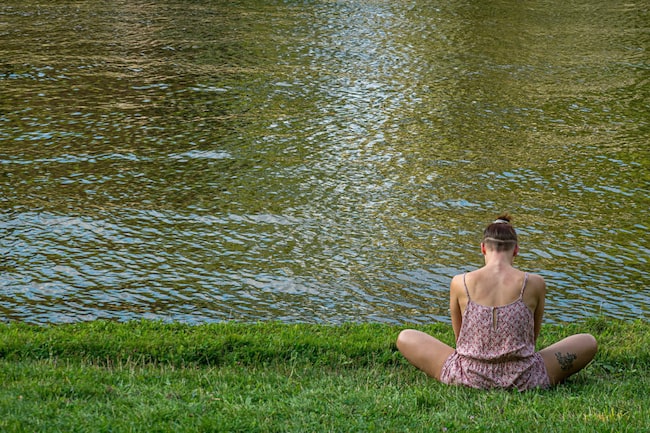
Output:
[0, 318, 647, 432]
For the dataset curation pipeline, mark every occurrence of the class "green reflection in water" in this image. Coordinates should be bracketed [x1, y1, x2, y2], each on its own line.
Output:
[0, 0, 648, 324]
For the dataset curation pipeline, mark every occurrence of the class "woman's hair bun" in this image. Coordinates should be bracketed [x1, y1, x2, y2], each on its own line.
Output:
[484, 213, 517, 251]
[493, 213, 512, 224]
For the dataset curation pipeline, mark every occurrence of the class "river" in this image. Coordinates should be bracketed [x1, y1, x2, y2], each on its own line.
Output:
[1, 0, 648, 324]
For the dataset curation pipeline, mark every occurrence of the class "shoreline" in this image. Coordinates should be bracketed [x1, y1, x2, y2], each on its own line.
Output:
[0, 317, 646, 367]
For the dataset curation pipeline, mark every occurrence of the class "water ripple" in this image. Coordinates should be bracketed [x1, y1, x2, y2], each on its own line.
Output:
[1, 0, 648, 324]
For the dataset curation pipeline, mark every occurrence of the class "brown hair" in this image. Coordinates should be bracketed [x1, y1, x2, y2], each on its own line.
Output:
[482, 213, 518, 252]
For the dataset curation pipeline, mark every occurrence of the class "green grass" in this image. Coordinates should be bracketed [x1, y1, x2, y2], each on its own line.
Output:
[0, 318, 648, 432]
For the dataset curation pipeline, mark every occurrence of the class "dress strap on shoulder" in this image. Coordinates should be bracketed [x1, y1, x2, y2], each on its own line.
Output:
[463, 272, 471, 299]
[519, 273, 529, 297]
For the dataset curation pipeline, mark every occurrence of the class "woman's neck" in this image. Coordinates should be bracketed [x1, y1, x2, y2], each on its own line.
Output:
[483, 250, 516, 267]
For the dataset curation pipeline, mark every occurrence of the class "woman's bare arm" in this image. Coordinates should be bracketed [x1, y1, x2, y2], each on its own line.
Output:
[450, 275, 464, 342]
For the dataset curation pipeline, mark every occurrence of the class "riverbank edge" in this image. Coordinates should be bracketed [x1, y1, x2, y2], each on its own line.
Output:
[0, 317, 647, 370]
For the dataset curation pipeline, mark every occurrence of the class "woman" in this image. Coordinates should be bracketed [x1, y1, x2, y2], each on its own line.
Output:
[396, 214, 597, 391]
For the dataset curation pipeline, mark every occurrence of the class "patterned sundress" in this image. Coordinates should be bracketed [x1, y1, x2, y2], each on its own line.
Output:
[440, 273, 550, 391]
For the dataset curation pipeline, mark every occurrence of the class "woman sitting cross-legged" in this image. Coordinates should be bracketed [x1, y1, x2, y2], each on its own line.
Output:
[397, 214, 597, 391]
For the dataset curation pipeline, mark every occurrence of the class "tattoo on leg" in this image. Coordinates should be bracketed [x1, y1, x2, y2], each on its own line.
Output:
[555, 352, 577, 371]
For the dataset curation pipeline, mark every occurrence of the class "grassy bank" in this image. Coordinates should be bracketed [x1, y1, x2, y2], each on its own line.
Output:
[0, 318, 648, 432]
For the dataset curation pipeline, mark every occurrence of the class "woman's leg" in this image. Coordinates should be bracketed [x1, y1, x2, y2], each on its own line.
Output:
[539, 333, 598, 385]
[396, 329, 455, 381]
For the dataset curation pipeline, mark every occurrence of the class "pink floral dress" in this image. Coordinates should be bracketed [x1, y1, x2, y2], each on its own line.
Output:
[440, 273, 550, 391]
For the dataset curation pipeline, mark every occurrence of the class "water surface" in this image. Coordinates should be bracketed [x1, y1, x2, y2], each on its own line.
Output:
[1, 0, 648, 324]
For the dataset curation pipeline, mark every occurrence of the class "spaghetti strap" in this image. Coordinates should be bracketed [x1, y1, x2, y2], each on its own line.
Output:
[463, 273, 471, 299]
[519, 273, 529, 298]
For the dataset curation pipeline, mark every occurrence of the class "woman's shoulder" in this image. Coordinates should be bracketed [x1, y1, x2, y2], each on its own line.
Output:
[451, 272, 466, 282]
[525, 272, 545, 285]
[524, 272, 546, 294]
[449, 273, 468, 298]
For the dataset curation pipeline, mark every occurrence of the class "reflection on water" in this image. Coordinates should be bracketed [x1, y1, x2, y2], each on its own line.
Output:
[1, 0, 648, 324]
